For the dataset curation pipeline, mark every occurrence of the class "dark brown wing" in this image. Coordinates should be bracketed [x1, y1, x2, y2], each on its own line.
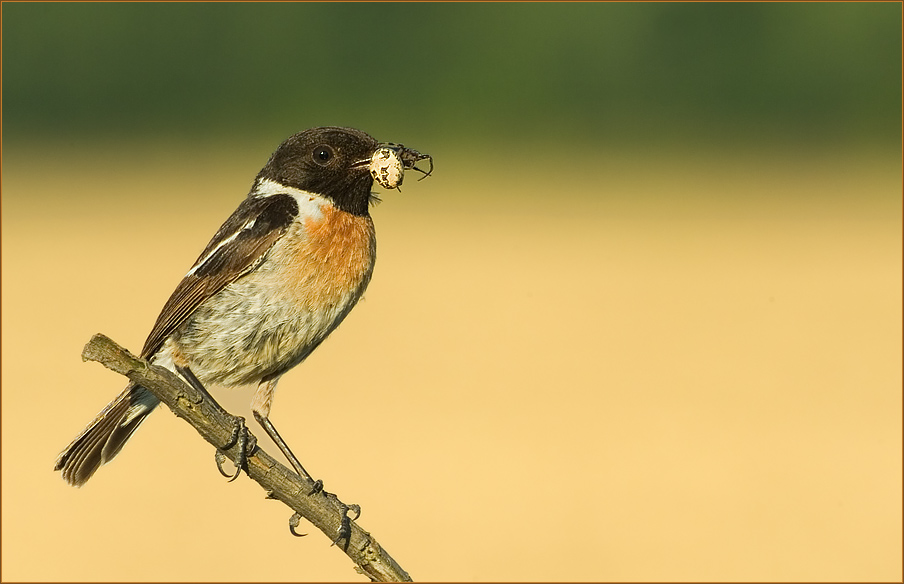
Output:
[140, 193, 300, 358]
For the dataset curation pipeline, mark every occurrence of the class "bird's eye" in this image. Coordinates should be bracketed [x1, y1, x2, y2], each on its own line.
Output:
[313, 146, 333, 165]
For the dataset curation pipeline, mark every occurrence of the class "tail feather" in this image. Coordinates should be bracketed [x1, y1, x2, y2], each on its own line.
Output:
[55, 384, 159, 486]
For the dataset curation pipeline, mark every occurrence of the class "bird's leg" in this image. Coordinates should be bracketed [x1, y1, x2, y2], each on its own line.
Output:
[176, 365, 253, 481]
[252, 378, 322, 494]
[253, 379, 364, 541]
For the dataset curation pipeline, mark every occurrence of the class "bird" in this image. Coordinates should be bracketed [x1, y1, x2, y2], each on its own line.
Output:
[54, 126, 432, 488]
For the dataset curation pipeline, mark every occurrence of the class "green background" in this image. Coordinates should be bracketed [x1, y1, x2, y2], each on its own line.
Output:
[3, 2, 900, 148]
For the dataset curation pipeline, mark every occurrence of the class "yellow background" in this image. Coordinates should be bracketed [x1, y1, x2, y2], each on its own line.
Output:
[2, 141, 901, 581]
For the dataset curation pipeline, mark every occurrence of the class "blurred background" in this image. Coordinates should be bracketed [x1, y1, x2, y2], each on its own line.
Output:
[2, 3, 901, 582]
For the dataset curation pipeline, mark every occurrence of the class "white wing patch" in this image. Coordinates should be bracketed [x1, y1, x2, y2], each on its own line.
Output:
[184, 178, 328, 278]
[185, 216, 257, 277]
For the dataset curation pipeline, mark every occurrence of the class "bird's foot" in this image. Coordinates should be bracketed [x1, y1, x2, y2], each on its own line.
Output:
[214, 416, 255, 482]
[285, 493, 360, 545]
[329, 495, 361, 549]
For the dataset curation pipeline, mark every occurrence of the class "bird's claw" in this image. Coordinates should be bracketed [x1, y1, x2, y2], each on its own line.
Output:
[308, 479, 324, 495]
[284, 494, 360, 545]
[328, 495, 361, 549]
[289, 512, 307, 537]
[214, 451, 235, 479]
[215, 416, 254, 482]
[331, 502, 353, 549]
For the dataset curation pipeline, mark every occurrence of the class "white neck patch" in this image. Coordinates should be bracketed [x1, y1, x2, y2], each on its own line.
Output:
[253, 177, 329, 220]
[253, 177, 314, 199]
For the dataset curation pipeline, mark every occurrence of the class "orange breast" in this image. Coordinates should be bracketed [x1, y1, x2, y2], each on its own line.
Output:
[283, 204, 376, 310]
[168, 200, 377, 387]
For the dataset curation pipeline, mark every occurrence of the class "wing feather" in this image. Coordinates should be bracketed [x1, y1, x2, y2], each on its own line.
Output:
[140, 193, 300, 358]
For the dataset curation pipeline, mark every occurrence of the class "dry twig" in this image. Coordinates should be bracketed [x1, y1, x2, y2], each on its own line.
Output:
[81, 333, 411, 583]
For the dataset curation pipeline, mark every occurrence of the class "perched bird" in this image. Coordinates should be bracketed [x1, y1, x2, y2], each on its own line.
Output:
[55, 126, 432, 488]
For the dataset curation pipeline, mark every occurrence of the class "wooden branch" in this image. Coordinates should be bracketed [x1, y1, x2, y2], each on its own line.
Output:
[81, 333, 412, 583]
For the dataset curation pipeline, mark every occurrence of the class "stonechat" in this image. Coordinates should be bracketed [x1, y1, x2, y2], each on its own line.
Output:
[55, 126, 432, 488]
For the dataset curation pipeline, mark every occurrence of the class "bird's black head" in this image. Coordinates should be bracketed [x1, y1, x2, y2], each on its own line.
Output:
[255, 126, 380, 216]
